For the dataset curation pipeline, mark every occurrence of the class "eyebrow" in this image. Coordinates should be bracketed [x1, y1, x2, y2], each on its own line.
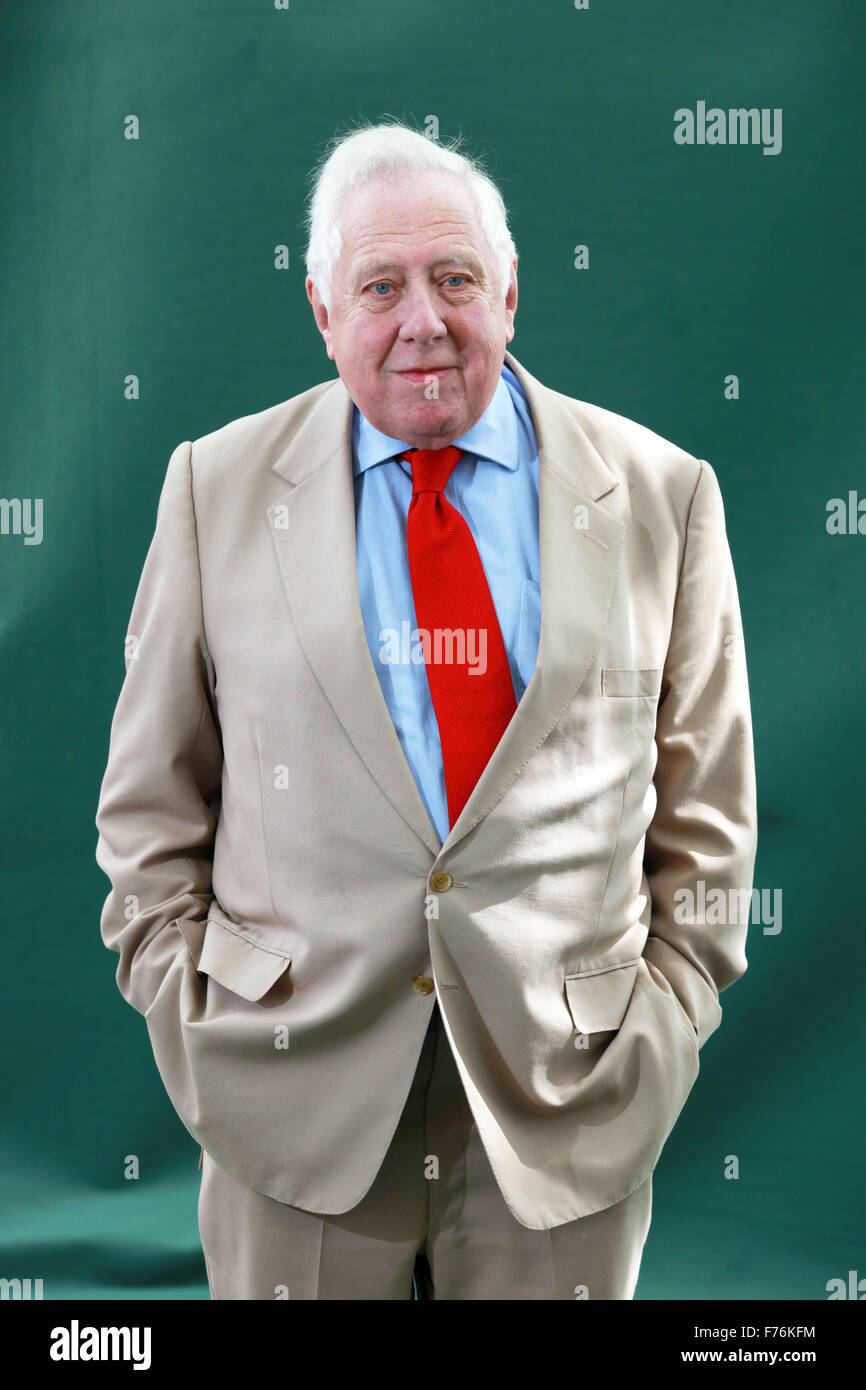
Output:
[353, 253, 485, 286]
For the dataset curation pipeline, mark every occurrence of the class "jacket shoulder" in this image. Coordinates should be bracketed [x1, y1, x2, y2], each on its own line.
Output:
[188, 375, 341, 479]
[559, 393, 706, 498]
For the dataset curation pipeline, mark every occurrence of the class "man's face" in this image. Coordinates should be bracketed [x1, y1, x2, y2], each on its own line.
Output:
[306, 171, 517, 450]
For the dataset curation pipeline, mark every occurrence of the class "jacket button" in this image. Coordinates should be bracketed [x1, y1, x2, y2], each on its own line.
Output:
[430, 871, 452, 892]
[412, 975, 435, 995]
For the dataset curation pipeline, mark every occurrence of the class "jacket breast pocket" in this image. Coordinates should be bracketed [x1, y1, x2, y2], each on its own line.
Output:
[564, 958, 640, 1036]
[602, 667, 662, 698]
[177, 908, 292, 1002]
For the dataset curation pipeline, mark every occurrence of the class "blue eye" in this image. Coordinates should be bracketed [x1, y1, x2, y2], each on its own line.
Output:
[371, 282, 391, 295]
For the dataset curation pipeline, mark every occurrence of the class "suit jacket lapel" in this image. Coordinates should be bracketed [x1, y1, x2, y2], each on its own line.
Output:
[268, 351, 625, 856]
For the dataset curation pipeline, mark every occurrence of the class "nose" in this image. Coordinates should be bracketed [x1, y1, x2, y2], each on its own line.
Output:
[397, 278, 448, 344]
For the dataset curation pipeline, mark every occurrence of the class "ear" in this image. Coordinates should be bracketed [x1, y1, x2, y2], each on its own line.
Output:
[306, 277, 335, 360]
[504, 260, 518, 344]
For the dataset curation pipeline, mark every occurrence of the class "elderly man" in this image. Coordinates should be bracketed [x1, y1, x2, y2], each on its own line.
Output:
[95, 120, 757, 1301]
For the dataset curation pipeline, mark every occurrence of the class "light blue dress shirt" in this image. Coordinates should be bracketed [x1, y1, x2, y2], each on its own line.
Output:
[352, 362, 541, 845]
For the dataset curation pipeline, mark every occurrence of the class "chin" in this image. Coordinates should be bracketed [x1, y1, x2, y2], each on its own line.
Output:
[387, 405, 457, 436]
[405, 420, 459, 442]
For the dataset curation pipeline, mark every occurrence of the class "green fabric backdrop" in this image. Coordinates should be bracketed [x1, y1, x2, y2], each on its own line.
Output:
[2, 0, 864, 1300]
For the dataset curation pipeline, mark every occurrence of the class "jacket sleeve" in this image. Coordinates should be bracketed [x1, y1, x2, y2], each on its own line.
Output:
[641, 457, 758, 1050]
[95, 438, 223, 1016]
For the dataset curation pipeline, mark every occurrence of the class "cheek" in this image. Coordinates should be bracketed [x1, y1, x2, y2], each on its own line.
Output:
[339, 309, 380, 349]
[459, 307, 499, 352]
[358, 325, 393, 370]
[338, 327, 385, 385]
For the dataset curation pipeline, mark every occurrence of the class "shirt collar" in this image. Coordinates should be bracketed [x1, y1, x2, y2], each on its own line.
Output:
[352, 366, 519, 477]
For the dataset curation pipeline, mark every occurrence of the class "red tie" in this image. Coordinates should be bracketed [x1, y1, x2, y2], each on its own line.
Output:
[402, 445, 518, 829]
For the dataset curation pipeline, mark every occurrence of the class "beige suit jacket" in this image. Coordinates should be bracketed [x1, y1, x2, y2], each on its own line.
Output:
[95, 350, 758, 1230]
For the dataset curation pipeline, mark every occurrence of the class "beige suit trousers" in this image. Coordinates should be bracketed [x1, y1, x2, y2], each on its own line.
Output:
[197, 1001, 653, 1300]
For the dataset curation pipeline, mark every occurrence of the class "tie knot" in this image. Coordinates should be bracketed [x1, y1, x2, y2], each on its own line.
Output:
[400, 445, 463, 495]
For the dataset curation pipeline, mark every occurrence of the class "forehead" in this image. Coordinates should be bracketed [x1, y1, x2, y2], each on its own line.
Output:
[338, 171, 490, 277]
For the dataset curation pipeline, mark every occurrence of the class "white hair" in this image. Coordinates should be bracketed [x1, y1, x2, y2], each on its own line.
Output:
[304, 120, 518, 315]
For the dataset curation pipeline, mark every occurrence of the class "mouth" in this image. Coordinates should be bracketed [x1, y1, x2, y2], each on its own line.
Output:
[393, 367, 456, 383]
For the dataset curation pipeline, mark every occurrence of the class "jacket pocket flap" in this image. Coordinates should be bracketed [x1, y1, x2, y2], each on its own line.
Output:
[602, 667, 662, 697]
[197, 913, 292, 1001]
[564, 959, 640, 1033]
